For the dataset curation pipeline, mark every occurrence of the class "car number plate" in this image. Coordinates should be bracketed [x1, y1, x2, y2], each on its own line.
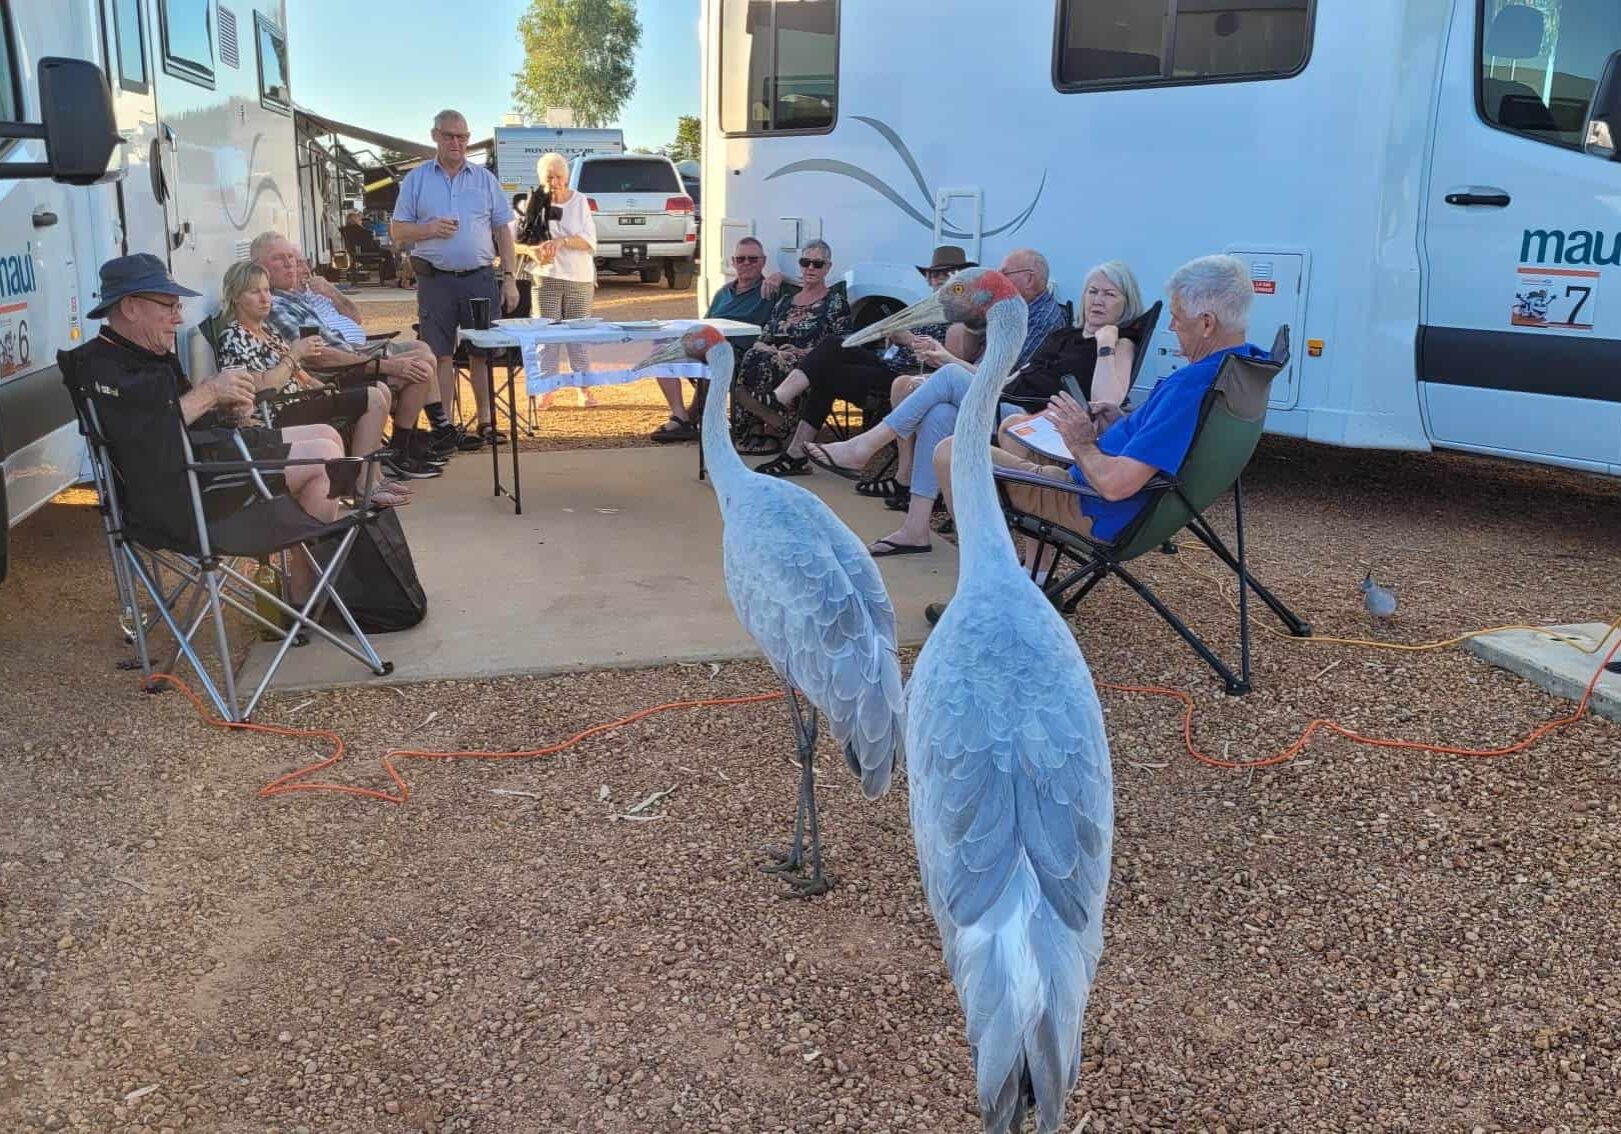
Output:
[619, 216, 646, 226]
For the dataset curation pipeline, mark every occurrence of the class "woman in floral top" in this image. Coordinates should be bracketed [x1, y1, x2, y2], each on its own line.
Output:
[216, 262, 392, 461]
[729, 240, 851, 466]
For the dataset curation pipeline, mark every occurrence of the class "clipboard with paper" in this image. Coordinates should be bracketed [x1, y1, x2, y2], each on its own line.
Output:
[1003, 413, 1074, 463]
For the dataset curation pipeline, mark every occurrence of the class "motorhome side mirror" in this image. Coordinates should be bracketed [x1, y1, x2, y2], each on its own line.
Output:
[0, 58, 120, 185]
[1583, 50, 1621, 162]
[39, 58, 120, 184]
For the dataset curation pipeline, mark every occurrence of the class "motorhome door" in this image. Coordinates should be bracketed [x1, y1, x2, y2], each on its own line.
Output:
[99, 0, 168, 260]
[1420, 0, 1621, 473]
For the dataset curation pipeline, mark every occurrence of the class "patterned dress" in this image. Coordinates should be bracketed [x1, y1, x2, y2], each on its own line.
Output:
[732, 283, 852, 447]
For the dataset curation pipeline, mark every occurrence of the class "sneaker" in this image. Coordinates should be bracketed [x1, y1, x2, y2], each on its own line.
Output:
[428, 423, 464, 456]
[381, 452, 443, 480]
[457, 430, 486, 452]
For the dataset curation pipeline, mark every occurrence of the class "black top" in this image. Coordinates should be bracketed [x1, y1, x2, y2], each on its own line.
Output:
[1003, 322, 1144, 405]
[60, 330, 201, 552]
[515, 191, 555, 246]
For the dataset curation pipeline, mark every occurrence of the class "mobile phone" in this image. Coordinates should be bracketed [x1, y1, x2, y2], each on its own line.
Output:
[298, 324, 321, 339]
[1059, 373, 1085, 403]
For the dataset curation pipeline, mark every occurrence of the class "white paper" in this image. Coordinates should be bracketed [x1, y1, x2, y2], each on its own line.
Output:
[1003, 414, 1073, 462]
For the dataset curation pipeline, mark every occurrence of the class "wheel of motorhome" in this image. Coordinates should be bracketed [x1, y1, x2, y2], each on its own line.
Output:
[700, 0, 1621, 477]
[0, 0, 301, 584]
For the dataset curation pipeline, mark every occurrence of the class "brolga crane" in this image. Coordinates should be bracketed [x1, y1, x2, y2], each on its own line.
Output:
[845, 270, 1115, 1133]
[636, 326, 905, 896]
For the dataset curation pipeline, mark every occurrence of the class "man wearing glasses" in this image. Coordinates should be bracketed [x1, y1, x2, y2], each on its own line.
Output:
[390, 109, 519, 450]
[651, 236, 792, 442]
[1000, 248, 1067, 369]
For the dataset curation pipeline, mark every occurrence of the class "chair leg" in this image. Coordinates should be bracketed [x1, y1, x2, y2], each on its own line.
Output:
[204, 568, 242, 722]
[1110, 560, 1250, 694]
[1185, 509, 1311, 637]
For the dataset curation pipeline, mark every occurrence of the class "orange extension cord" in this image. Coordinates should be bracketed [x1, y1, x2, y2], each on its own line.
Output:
[146, 588, 1620, 802]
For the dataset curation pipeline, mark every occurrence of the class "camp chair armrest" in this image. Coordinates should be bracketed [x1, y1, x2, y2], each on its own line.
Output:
[185, 452, 386, 474]
[365, 331, 400, 343]
[993, 467, 1099, 499]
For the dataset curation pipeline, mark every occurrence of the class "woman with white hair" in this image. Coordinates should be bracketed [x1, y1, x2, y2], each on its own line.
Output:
[517, 151, 599, 405]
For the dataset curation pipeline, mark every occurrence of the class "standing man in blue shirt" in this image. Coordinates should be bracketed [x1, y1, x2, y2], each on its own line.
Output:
[391, 109, 519, 449]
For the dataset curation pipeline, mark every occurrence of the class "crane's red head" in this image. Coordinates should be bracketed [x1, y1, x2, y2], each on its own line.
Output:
[842, 267, 1021, 348]
[636, 323, 726, 369]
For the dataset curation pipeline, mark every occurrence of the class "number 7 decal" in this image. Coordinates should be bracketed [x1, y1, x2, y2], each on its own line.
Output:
[1564, 284, 1592, 324]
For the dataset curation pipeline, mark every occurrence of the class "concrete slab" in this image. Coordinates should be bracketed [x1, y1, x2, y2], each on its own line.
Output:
[241, 445, 959, 692]
[1464, 622, 1621, 724]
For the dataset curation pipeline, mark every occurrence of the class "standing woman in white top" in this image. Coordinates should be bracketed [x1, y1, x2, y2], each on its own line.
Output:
[522, 151, 599, 397]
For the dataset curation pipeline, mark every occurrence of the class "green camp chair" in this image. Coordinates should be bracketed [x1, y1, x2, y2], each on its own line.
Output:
[993, 345, 1311, 694]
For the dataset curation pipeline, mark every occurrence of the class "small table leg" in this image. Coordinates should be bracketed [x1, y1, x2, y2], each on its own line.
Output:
[508, 359, 522, 514]
[487, 353, 501, 499]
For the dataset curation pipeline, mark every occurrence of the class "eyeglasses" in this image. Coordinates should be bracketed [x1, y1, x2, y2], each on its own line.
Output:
[798, 258, 827, 269]
[1004, 267, 1037, 280]
[732, 254, 764, 264]
[922, 268, 953, 281]
[133, 294, 183, 313]
[437, 131, 470, 142]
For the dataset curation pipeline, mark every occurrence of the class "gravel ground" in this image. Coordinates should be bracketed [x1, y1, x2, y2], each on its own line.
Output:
[2, 283, 1619, 1132]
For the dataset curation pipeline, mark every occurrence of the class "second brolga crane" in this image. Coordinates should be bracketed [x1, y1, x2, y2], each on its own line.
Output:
[636, 326, 905, 896]
[843, 270, 1115, 1133]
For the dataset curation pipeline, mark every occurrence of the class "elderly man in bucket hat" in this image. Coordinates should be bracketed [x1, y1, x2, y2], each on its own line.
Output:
[64, 253, 346, 546]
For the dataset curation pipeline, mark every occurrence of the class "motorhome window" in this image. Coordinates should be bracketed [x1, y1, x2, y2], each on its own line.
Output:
[720, 0, 837, 135]
[1055, 0, 1312, 89]
[159, 0, 215, 87]
[1478, 0, 1621, 149]
[255, 13, 290, 113]
[576, 159, 681, 195]
[113, 0, 150, 92]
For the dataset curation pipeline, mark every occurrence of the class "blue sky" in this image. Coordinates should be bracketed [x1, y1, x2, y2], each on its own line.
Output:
[284, 0, 699, 152]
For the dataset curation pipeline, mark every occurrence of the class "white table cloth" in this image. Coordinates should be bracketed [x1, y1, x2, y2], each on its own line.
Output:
[459, 318, 760, 398]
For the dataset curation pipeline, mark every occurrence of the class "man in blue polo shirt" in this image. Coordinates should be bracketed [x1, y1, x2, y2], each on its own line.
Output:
[391, 109, 518, 449]
[939, 255, 1264, 593]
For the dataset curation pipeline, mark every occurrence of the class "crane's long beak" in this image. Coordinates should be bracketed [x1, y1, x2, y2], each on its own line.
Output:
[842, 290, 949, 349]
[634, 338, 690, 371]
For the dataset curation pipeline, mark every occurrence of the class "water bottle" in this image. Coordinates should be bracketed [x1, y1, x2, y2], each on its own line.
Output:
[253, 559, 286, 640]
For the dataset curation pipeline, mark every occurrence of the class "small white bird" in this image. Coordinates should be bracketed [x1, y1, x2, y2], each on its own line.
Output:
[1361, 572, 1398, 621]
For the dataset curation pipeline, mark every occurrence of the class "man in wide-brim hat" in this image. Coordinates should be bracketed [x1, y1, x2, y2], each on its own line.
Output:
[915, 245, 977, 281]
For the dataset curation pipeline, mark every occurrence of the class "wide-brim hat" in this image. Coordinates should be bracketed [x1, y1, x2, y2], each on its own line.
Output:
[87, 252, 201, 320]
[917, 245, 977, 274]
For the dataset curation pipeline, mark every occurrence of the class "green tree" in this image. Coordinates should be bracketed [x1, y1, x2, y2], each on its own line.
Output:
[668, 115, 700, 164]
[513, 0, 642, 129]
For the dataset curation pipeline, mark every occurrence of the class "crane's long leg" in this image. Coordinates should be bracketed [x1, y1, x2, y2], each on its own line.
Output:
[761, 684, 811, 874]
[782, 692, 833, 899]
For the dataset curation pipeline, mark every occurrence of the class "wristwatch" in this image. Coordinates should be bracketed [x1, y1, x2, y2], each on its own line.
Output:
[501, 270, 515, 278]
[1097, 345, 1114, 357]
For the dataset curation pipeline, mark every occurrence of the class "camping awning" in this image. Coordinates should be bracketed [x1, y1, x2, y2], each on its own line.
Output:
[295, 107, 493, 160]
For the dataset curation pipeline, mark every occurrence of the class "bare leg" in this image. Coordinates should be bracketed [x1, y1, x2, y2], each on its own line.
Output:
[435, 356, 458, 418]
[391, 374, 433, 434]
[467, 353, 494, 427]
[784, 419, 818, 458]
[889, 375, 920, 491]
[771, 368, 810, 405]
[349, 384, 391, 457]
[807, 422, 899, 473]
[656, 376, 692, 421]
[870, 493, 935, 554]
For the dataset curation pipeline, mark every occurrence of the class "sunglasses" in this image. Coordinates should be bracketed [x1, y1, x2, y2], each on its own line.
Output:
[732, 254, 764, 264]
[798, 258, 827, 269]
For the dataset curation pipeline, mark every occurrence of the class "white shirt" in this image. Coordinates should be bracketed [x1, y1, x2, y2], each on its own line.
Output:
[536, 191, 598, 285]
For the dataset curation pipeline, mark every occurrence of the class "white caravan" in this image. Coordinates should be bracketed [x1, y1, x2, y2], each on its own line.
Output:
[699, 0, 1621, 476]
[492, 126, 626, 196]
[0, 0, 299, 581]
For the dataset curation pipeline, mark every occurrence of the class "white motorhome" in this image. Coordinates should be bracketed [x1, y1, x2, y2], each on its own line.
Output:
[699, 0, 1621, 476]
[0, 0, 299, 581]
[492, 126, 626, 196]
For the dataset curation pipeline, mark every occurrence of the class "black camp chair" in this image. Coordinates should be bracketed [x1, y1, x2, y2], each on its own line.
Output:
[60, 350, 395, 722]
[993, 335, 1310, 694]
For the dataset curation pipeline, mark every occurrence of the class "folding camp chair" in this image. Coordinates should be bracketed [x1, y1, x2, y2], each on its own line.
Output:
[993, 341, 1310, 694]
[60, 353, 395, 722]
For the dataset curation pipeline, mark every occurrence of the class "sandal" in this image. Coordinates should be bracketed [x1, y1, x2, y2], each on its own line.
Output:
[756, 452, 811, 477]
[869, 538, 931, 557]
[650, 415, 699, 443]
[856, 474, 902, 499]
[736, 387, 789, 428]
[884, 490, 912, 512]
[737, 432, 782, 456]
[803, 442, 866, 482]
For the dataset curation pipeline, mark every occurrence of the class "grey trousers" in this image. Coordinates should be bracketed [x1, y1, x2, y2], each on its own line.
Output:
[534, 276, 595, 375]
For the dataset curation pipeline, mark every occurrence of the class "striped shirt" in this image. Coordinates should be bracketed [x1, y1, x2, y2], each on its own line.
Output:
[1020, 291, 1067, 370]
[296, 288, 367, 346]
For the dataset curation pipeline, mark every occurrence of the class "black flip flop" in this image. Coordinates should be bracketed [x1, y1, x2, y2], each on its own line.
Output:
[869, 538, 931, 557]
[804, 443, 866, 482]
